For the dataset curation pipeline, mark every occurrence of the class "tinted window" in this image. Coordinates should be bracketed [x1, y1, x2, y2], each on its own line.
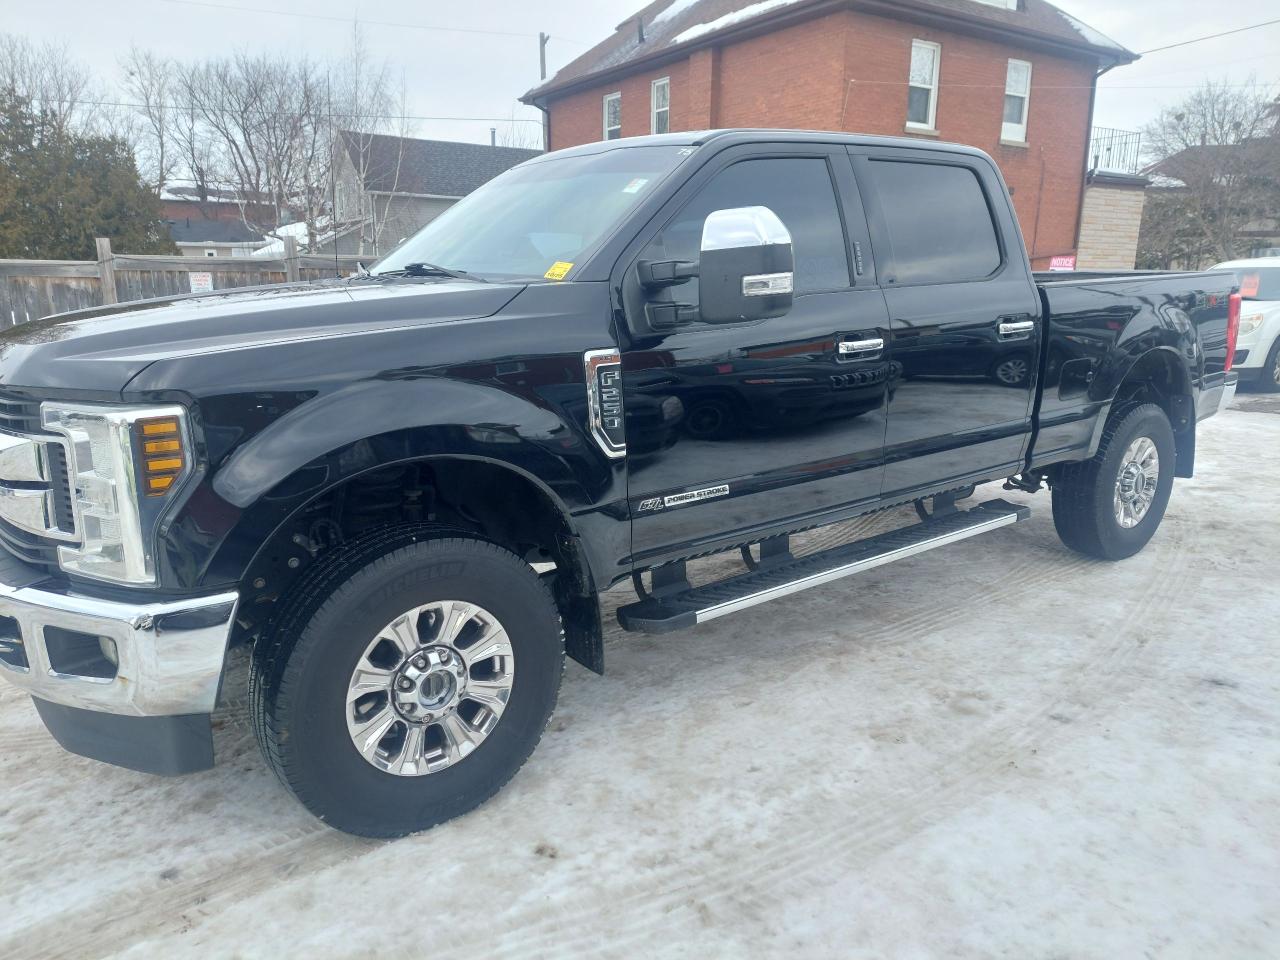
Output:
[646, 157, 851, 294]
[869, 160, 1002, 284]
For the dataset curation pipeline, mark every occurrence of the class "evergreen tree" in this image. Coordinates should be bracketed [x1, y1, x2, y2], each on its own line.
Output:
[0, 87, 174, 259]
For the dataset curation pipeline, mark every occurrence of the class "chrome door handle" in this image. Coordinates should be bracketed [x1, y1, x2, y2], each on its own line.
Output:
[998, 320, 1035, 338]
[838, 338, 885, 357]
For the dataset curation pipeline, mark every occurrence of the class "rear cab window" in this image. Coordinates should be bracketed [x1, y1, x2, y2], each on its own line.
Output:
[865, 159, 1002, 285]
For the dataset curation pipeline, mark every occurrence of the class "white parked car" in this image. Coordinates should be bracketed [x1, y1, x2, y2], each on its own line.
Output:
[1213, 258, 1280, 391]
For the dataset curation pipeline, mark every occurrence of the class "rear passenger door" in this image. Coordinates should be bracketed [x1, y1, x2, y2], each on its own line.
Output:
[850, 148, 1041, 498]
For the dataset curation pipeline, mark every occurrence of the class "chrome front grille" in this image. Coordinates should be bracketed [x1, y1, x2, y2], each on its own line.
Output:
[0, 395, 77, 566]
[0, 395, 42, 434]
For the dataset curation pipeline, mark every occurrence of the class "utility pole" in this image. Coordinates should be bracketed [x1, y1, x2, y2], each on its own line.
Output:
[539, 32, 550, 151]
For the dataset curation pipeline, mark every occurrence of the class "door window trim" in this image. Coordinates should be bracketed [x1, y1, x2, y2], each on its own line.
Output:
[635, 150, 859, 300]
[849, 151, 1011, 289]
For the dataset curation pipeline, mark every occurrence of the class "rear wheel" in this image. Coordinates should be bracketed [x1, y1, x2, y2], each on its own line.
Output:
[250, 530, 563, 838]
[1051, 402, 1176, 561]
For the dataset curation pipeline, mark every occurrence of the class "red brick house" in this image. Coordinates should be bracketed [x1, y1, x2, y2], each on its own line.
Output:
[521, 0, 1136, 269]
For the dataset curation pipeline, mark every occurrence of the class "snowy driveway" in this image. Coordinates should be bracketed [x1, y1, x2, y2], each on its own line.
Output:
[2, 404, 1277, 959]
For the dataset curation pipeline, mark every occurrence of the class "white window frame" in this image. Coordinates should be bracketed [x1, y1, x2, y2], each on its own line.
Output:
[603, 91, 622, 141]
[971, 0, 1018, 8]
[1002, 59, 1032, 143]
[651, 77, 670, 135]
[906, 40, 941, 132]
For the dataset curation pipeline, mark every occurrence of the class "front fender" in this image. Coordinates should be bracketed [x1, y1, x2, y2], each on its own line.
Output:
[158, 377, 624, 591]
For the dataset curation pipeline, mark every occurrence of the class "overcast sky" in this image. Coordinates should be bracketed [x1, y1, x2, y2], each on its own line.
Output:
[2, 0, 1276, 145]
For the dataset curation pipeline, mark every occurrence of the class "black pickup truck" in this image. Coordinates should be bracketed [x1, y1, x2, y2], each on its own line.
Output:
[0, 130, 1240, 837]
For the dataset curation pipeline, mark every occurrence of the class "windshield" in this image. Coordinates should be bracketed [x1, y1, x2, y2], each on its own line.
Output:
[371, 145, 690, 282]
[1215, 264, 1280, 301]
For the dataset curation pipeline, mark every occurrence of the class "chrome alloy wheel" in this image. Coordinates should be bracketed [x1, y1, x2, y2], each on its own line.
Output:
[345, 601, 515, 776]
[1113, 436, 1160, 529]
[995, 357, 1029, 385]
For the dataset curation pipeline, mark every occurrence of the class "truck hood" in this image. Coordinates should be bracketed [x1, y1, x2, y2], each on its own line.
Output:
[0, 279, 526, 394]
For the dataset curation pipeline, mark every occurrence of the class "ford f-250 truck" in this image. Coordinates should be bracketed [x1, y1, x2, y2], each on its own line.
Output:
[0, 131, 1240, 837]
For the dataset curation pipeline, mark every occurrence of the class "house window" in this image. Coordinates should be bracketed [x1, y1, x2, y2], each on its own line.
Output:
[651, 77, 670, 135]
[1002, 59, 1032, 142]
[204, 249, 217, 257]
[603, 92, 622, 140]
[907, 40, 940, 131]
[972, 0, 1018, 8]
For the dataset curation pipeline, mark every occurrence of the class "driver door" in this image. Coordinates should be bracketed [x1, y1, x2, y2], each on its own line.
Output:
[618, 145, 892, 568]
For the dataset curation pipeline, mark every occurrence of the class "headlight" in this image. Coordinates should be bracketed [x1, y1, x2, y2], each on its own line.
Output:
[1239, 313, 1264, 336]
[40, 403, 193, 585]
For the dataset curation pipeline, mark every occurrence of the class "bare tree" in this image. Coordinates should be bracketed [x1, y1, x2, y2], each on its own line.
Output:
[172, 52, 328, 234]
[159, 28, 397, 252]
[1140, 79, 1280, 266]
[120, 46, 174, 193]
[0, 33, 97, 133]
[330, 26, 404, 256]
[495, 106, 544, 150]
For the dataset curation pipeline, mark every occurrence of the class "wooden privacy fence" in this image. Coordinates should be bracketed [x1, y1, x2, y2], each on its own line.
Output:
[0, 238, 365, 328]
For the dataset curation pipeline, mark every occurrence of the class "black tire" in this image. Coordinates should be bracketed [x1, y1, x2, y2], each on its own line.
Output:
[250, 528, 563, 838]
[1051, 402, 1176, 561]
[1259, 338, 1280, 393]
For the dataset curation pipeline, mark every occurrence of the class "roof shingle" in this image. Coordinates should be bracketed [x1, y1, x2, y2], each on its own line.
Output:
[339, 132, 542, 198]
[523, 0, 1135, 102]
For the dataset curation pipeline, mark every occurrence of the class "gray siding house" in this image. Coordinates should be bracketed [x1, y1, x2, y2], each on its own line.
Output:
[333, 132, 542, 256]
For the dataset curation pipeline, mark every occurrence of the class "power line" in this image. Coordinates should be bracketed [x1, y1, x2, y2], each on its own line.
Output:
[1139, 17, 1280, 55]
[33, 96, 545, 124]
[155, 0, 589, 45]
[35, 76, 1276, 128]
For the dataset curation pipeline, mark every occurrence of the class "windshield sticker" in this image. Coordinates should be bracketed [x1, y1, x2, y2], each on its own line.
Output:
[544, 261, 574, 281]
[622, 178, 649, 194]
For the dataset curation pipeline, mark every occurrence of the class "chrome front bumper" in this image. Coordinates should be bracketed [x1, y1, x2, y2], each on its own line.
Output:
[0, 576, 238, 717]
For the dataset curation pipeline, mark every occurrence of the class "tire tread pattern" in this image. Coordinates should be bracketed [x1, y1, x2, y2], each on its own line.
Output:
[249, 524, 563, 835]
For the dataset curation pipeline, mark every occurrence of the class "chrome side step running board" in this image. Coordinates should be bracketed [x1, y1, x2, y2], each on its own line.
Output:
[616, 499, 1030, 635]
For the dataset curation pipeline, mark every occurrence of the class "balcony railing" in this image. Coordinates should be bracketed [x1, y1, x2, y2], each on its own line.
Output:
[1087, 127, 1143, 175]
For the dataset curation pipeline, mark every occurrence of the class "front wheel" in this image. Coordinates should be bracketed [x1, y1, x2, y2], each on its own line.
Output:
[250, 530, 563, 838]
[1259, 338, 1280, 393]
[1051, 402, 1176, 561]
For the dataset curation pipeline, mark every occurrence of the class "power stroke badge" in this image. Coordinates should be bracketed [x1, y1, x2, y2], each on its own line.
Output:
[637, 484, 731, 513]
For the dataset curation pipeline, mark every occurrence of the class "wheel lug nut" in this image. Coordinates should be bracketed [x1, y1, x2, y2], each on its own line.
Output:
[439, 650, 451, 664]
[397, 678, 414, 691]
[403, 703, 416, 713]
[413, 656, 427, 669]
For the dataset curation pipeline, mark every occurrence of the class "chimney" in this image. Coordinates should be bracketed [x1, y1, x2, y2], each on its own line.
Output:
[490, 127, 496, 146]
[637, 16, 645, 42]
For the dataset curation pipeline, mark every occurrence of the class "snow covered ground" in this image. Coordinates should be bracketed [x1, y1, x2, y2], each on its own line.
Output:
[2, 403, 1278, 959]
